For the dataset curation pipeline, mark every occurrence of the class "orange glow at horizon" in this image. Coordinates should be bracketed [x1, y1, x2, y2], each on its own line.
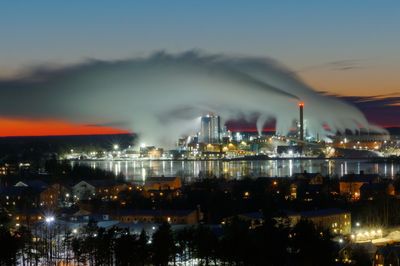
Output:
[0, 117, 130, 137]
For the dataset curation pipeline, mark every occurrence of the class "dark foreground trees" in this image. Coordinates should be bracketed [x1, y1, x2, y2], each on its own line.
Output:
[289, 220, 335, 266]
[0, 227, 21, 266]
[151, 222, 175, 266]
[0, 217, 344, 265]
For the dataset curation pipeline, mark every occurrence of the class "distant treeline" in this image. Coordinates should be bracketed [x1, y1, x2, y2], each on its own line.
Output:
[0, 134, 135, 162]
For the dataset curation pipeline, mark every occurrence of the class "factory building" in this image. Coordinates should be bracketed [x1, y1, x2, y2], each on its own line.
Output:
[200, 114, 221, 144]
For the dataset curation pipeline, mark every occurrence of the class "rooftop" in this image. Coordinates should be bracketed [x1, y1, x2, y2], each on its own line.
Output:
[116, 209, 196, 217]
[299, 208, 350, 218]
[145, 176, 180, 183]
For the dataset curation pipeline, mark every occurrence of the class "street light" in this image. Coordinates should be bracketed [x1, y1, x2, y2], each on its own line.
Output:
[45, 216, 55, 224]
[44, 215, 55, 264]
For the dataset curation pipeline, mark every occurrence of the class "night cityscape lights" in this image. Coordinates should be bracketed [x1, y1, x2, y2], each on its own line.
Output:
[0, 1, 399, 265]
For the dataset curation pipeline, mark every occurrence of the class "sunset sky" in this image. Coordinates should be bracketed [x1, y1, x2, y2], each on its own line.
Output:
[0, 1, 399, 136]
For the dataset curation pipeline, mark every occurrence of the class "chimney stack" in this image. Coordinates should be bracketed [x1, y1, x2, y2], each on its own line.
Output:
[299, 102, 304, 142]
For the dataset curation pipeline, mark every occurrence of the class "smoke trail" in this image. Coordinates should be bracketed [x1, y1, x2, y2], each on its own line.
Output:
[0, 51, 384, 146]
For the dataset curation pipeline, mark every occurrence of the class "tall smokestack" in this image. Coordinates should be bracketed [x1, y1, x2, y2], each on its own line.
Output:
[299, 102, 304, 141]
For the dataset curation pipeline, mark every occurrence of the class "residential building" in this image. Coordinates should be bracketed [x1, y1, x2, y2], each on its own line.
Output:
[296, 208, 352, 235]
[72, 181, 96, 200]
[339, 171, 380, 199]
[144, 176, 182, 191]
[39, 183, 70, 209]
[72, 180, 127, 200]
[113, 209, 202, 224]
[227, 208, 351, 235]
[373, 245, 400, 266]
[360, 182, 395, 200]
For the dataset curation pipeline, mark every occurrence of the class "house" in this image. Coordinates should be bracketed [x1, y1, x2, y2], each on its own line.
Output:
[144, 176, 182, 191]
[339, 171, 380, 199]
[293, 171, 324, 185]
[360, 182, 395, 200]
[289, 182, 323, 200]
[0, 187, 42, 209]
[39, 183, 70, 209]
[113, 209, 202, 225]
[72, 181, 96, 200]
[72, 179, 127, 200]
[13, 209, 44, 226]
[87, 179, 128, 200]
[338, 243, 376, 265]
[14, 180, 48, 190]
[0, 163, 19, 176]
[290, 171, 325, 200]
[373, 245, 400, 266]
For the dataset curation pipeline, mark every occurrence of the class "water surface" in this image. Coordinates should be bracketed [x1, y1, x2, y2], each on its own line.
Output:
[73, 159, 400, 182]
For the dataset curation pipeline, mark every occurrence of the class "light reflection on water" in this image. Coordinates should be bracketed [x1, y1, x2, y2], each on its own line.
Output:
[72, 159, 400, 182]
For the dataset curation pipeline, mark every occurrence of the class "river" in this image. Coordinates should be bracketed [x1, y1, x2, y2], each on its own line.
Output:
[72, 159, 400, 182]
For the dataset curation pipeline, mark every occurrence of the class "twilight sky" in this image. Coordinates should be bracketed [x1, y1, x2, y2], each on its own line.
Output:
[0, 1, 399, 136]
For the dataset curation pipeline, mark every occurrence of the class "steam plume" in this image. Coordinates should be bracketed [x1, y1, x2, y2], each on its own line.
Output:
[0, 51, 385, 146]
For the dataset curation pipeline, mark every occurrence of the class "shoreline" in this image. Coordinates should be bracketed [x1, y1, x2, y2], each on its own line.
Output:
[68, 156, 399, 163]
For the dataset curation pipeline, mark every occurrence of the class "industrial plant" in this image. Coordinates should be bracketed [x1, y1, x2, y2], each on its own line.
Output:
[64, 102, 397, 162]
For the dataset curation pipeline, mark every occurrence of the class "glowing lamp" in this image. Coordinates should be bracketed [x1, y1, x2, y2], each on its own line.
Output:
[45, 216, 55, 224]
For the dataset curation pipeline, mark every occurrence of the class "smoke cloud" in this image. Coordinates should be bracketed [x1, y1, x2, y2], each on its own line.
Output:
[0, 51, 385, 146]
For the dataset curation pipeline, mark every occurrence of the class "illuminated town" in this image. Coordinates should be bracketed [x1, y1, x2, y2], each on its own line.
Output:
[1, 2, 400, 266]
[0, 100, 398, 265]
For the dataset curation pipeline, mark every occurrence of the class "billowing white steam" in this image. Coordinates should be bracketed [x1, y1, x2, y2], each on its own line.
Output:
[0, 51, 384, 146]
